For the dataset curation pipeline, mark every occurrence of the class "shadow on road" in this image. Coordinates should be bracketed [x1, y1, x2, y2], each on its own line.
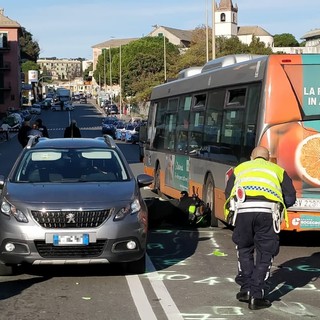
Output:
[267, 251, 320, 302]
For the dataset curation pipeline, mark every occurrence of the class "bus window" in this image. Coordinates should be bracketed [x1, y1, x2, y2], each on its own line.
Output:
[168, 98, 178, 111]
[226, 88, 246, 107]
[147, 102, 157, 148]
[164, 113, 177, 150]
[204, 89, 225, 146]
[193, 93, 206, 108]
[176, 96, 192, 153]
[189, 110, 205, 153]
[243, 84, 261, 152]
[221, 109, 244, 146]
[153, 100, 167, 149]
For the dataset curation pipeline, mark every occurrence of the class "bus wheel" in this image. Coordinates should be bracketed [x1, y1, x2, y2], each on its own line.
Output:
[153, 165, 161, 194]
[203, 174, 219, 227]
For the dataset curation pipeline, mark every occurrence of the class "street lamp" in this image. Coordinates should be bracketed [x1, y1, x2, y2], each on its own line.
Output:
[103, 48, 106, 92]
[163, 35, 167, 82]
[206, 0, 209, 62]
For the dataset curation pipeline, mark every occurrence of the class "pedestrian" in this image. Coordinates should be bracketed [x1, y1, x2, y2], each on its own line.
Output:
[0, 122, 10, 141]
[29, 122, 43, 137]
[64, 120, 81, 138]
[224, 146, 296, 310]
[35, 118, 49, 137]
[17, 120, 32, 148]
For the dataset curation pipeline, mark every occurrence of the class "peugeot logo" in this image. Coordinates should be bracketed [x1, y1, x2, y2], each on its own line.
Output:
[66, 213, 76, 224]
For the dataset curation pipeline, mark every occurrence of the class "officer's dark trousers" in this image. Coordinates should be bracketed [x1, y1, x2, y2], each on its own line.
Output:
[232, 211, 280, 299]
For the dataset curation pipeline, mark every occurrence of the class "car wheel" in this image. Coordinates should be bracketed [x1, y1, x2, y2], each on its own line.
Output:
[123, 254, 146, 274]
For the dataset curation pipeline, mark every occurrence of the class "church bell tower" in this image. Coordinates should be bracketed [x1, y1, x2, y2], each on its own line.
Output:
[215, 0, 238, 38]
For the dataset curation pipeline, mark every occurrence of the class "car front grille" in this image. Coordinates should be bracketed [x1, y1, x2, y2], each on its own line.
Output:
[34, 240, 107, 258]
[31, 209, 112, 228]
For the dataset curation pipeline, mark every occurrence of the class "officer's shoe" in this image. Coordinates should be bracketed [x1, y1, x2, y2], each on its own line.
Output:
[248, 297, 271, 310]
[236, 291, 250, 302]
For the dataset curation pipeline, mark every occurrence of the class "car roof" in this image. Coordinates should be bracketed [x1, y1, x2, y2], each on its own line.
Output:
[29, 137, 118, 150]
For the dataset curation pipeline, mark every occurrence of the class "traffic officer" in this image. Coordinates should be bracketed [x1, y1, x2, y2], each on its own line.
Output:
[224, 146, 296, 310]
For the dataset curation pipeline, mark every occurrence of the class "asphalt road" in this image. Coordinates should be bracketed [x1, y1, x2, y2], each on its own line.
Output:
[0, 103, 319, 320]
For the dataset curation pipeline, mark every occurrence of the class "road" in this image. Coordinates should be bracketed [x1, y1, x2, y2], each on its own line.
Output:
[0, 102, 319, 320]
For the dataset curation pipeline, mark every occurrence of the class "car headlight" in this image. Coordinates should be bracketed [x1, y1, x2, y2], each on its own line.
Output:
[1, 199, 28, 223]
[114, 199, 142, 221]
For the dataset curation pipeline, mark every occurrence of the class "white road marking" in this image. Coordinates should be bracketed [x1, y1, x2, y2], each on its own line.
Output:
[146, 254, 183, 320]
[126, 273, 158, 320]
[126, 254, 183, 320]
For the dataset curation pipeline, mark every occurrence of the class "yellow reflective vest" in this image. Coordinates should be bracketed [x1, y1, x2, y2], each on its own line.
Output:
[224, 158, 289, 227]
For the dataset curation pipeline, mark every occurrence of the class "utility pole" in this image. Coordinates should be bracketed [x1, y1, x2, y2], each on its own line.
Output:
[212, 0, 216, 59]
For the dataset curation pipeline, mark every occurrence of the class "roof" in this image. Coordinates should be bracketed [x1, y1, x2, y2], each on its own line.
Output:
[237, 26, 272, 37]
[0, 8, 20, 28]
[217, 0, 238, 11]
[301, 29, 320, 40]
[158, 26, 193, 42]
[92, 38, 139, 49]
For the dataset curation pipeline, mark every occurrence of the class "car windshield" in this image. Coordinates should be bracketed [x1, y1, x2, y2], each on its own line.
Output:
[13, 148, 129, 183]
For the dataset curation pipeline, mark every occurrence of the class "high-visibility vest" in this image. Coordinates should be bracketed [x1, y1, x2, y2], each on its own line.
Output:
[224, 158, 288, 227]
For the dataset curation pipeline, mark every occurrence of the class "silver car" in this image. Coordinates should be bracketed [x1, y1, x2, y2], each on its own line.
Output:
[0, 135, 153, 275]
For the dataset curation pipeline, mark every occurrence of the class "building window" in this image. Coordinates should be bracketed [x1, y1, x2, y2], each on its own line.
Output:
[220, 13, 226, 22]
[0, 33, 8, 48]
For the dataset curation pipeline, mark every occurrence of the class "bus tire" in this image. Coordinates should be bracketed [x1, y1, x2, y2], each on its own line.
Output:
[203, 174, 219, 227]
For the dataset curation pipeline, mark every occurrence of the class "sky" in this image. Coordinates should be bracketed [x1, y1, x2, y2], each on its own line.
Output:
[1, 0, 319, 60]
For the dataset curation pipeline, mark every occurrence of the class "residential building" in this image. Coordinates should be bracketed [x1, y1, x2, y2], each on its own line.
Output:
[0, 8, 21, 117]
[37, 58, 82, 81]
[148, 25, 193, 51]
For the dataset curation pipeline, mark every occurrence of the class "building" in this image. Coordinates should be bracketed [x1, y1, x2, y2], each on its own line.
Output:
[37, 58, 82, 81]
[0, 8, 21, 117]
[148, 25, 193, 51]
[214, 0, 273, 47]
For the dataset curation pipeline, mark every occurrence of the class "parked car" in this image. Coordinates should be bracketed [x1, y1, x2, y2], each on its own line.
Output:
[101, 117, 118, 138]
[80, 97, 87, 104]
[0, 135, 153, 276]
[30, 104, 41, 115]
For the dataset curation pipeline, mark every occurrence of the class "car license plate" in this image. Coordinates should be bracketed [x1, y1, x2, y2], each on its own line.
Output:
[292, 198, 320, 210]
[53, 234, 89, 246]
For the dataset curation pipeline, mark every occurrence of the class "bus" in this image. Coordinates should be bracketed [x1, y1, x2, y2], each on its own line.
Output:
[143, 53, 320, 231]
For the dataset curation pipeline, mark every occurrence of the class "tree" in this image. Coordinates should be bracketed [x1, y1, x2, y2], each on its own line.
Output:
[274, 33, 299, 47]
[94, 36, 180, 100]
[19, 27, 40, 62]
[83, 64, 93, 81]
